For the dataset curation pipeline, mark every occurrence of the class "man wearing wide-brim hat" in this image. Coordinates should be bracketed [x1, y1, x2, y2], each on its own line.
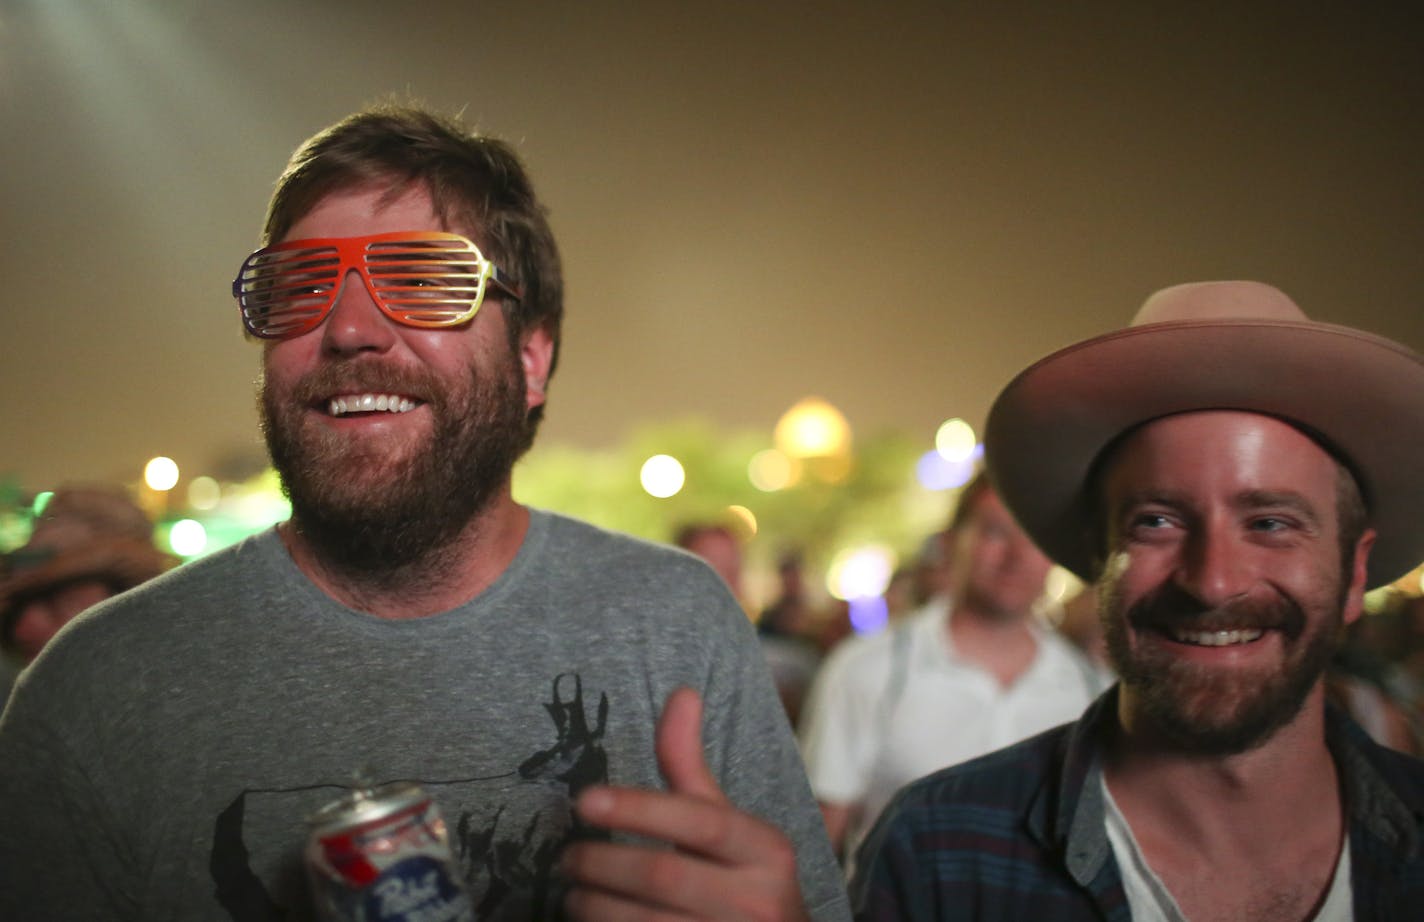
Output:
[851, 281, 1424, 920]
[1, 486, 175, 702]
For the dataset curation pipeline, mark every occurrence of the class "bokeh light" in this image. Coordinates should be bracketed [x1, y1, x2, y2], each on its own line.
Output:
[934, 418, 977, 461]
[640, 454, 685, 498]
[915, 445, 980, 491]
[726, 504, 758, 535]
[774, 397, 851, 459]
[826, 543, 896, 601]
[748, 448, 795, 492]
[144, 456, 179, 491]
[848, 596, 889, 634]
[168, 518, 208, 557]
[1043, 566, 1081, 604]
[187, 475, 221, 511]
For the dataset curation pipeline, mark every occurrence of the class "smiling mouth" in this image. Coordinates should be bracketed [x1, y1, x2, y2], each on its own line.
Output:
[1167, 627, 1266, 647]
[325, 393, 421, 416]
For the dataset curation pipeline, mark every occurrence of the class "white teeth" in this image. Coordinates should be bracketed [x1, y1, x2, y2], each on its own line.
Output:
[326, 394, 418, 417]
[1169, 628, 1265, 647]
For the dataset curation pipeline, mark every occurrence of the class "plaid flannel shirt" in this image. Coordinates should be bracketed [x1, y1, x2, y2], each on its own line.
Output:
[850, 686, 1424, 921]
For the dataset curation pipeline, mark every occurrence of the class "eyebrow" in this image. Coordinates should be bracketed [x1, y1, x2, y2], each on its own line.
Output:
[1110, 488, 1186, 516]
[1233, 489, 1324, 527]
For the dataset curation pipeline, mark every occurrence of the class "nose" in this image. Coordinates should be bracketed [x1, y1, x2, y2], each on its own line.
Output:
[320, 269, 398, 355]
[1173, 522, 1251, 609]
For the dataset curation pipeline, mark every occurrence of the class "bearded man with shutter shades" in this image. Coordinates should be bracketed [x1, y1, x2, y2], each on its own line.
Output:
[0, 104, 847, 922]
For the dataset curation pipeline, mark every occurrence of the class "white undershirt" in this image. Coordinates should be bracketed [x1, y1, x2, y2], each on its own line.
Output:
[1101, 774, 1352, 921]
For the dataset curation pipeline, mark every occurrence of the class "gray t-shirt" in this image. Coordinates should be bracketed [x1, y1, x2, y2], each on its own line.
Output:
[0, 510, 849, 921]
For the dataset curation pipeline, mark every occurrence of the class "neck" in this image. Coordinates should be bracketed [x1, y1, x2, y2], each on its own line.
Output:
[1104, 685, 1341, 852]
[946, 600, 1038, 687]
[280, 491, 530, 619]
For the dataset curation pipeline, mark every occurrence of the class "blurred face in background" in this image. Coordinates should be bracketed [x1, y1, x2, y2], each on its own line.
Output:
[949, 489, 1053, 621]
[680, 528, 743, 596]
[7, 579, 112, 662]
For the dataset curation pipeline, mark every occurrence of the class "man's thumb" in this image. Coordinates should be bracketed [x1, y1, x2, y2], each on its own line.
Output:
[655, 687, 725, 803]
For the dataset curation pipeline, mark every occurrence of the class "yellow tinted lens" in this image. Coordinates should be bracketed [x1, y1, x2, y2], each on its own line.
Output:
[365, 236, 490, 326]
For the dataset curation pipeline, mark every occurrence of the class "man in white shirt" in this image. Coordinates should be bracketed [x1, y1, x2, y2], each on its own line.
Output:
[799, 472, 1105, 860]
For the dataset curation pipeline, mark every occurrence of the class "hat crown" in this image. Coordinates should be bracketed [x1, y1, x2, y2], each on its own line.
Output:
[24, 487, 153, 555]
[1132, 280, 1309, 327]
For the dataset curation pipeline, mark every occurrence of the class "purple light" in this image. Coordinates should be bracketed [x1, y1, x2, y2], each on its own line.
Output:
[848, 596, 889, 634]
[915, 444, 981, 491]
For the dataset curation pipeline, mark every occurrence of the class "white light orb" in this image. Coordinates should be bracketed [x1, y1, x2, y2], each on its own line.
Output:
[168, 518, 208, 557]
[640, 454, 686, 498]
[934, 418, 978, 462]
[144, 456, 180, 492]
[826, 544, 896, 601]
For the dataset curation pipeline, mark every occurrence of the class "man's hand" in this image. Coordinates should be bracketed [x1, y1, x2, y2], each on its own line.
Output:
[563, 686, 810, 921]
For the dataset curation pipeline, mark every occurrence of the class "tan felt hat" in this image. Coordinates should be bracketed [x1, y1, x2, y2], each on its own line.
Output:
[985, 281, 1424, 588]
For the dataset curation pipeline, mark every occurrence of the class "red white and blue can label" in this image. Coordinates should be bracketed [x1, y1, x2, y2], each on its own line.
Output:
[305, 782, 474, 922]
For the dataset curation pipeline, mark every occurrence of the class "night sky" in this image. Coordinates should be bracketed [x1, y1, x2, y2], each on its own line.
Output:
[4, 1, 1422, 492]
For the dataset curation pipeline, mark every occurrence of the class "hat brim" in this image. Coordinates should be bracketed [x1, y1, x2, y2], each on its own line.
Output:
[985, 318, 1424, 589]
[0, 539, 175, 621]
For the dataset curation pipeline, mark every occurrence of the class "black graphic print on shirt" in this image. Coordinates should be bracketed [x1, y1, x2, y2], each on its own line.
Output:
[208, 673, 610, 921]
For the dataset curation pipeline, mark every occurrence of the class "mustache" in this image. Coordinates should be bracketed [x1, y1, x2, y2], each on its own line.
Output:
[289, 360, 438, 406]
[1123, 583, 1306, 641]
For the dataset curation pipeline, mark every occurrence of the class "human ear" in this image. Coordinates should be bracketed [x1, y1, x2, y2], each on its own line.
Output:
[1341, 528, 1377, 626]
[520, 326, 554, 410]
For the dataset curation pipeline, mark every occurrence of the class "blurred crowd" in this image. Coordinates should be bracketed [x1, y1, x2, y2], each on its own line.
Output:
[11, 476, 1424, 777]
[13, 477, 1423, 756]
[673, 471, 1424, 863]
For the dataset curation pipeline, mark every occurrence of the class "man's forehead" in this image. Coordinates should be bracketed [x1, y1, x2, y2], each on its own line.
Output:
[294, 183, 429, 226]
[285, 180, 480, 243]
[1098, 410, 1344, 496]
[1109, 410, 1331, 460]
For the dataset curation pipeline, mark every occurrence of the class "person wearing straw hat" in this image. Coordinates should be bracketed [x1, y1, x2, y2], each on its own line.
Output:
[0, 485, 174, 703]
[851, 281, 1424, 920]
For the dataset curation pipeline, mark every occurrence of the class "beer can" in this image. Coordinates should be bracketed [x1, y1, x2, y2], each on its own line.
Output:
[305, 781, 474, 922]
